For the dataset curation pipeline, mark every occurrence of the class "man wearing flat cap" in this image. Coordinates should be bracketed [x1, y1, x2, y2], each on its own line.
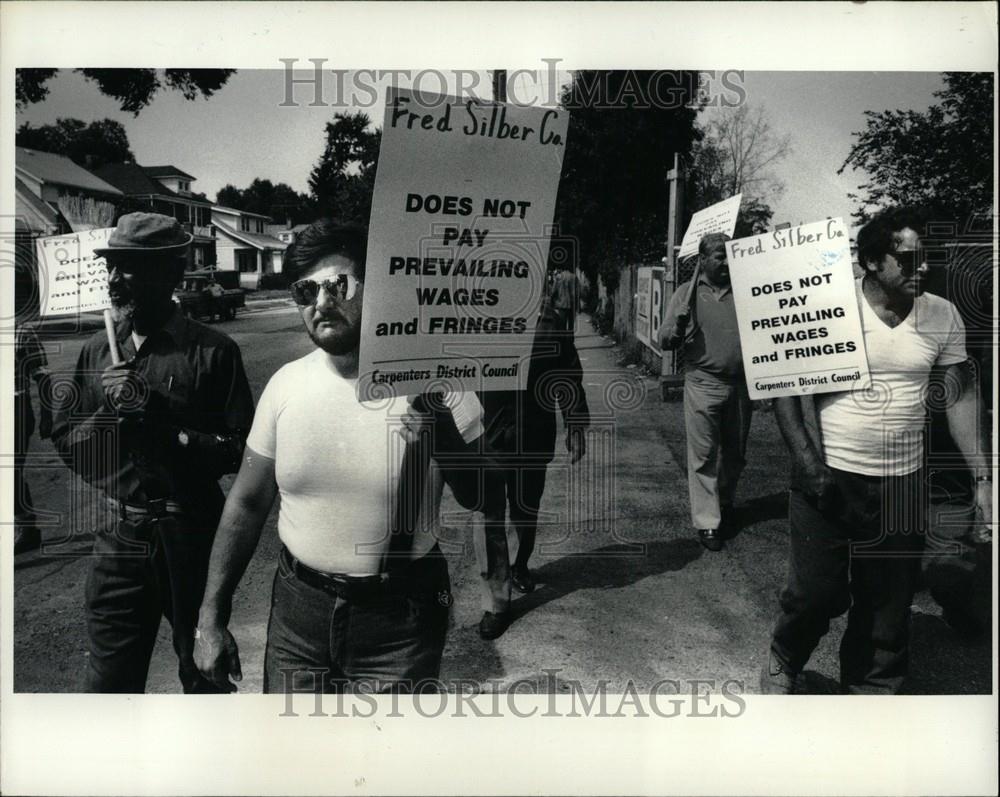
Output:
[49, 212, 254, 693]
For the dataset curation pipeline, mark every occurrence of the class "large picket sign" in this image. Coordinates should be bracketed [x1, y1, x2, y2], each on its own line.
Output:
[727, 218, 871, 399]
[358, 88, 569, 398]
[677, 194, 742, 261]
[36, 228, 114, 317]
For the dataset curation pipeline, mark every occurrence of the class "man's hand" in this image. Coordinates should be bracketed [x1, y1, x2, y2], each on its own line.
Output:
[566, 426, 586, 463]
[973, 479, 993, 543]
[193, 623, 242, 692]
[101, 362, 146, 413]
[400, 402, 433, 444]
[659, 312, 689, 350]
[800, 455, 836, 508]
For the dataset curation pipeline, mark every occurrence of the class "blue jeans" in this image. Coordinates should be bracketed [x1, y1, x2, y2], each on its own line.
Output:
[263, 547, 451, 693]
[770, 468, 925, 694]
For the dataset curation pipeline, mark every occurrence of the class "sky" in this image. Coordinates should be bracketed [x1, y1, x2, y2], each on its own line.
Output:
[17, 68, 946, 232]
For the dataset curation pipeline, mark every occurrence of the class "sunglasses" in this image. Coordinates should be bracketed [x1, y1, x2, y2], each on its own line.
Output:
[289, 274, 361, 306]
[890, 249, 922, 274]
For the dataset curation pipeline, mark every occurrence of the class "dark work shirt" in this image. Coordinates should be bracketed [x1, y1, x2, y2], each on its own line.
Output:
[49, 306, 254, 522]
[662, 275, 743, 380]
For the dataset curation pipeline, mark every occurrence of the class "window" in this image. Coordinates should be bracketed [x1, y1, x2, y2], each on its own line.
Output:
[240, 216, 250, 232]
[236, 249, 257, 273]
[256, 219, 264, 233]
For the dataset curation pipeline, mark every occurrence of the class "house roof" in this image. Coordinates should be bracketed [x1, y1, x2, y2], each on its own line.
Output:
[143, 165, 196, 180]
[266, 223, 309, 236]
[15, 177, 60, 232]
[212, 204, 272, 219]
[15, 147, 123, 196]
[212, 218, 288, 251]
[92, 163, 212, 205]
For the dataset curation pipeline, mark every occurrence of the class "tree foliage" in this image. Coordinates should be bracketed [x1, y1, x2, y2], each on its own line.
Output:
[16, 118, 135, 169]
[687, 103, 791, 236]
[16, 69, 236, 115]
[838, 72, 993, 224]
[216, 179, 314, 225]
[553, 71, 701, 290]
[307, 112, 382, 225]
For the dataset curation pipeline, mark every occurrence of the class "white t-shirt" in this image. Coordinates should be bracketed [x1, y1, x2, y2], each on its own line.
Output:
[246, 348, 442, 574]
[818, 279, 967, 476]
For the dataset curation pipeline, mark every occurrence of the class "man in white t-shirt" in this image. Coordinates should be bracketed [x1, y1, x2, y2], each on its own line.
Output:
[193, 220, 452, 693]
[762, 207, 992, 694]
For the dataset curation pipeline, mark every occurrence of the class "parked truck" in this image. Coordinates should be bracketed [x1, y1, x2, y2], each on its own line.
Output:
[173, 269, 246, 321]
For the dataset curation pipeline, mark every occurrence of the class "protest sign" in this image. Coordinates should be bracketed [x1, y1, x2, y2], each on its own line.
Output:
[636, 266, 665, 354]
[727, 217, 870, 400]
[358, 87, 569, 398]
[677, 194, 742, 261]
[36, 228, 114, 316]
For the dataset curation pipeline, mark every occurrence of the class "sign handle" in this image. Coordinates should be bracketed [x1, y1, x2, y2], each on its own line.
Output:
[104, 309, 123, 365]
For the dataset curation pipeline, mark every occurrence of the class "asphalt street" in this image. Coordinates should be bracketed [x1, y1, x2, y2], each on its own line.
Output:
[12, 302, 992, 694]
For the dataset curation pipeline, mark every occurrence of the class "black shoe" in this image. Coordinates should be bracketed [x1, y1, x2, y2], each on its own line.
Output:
[511, 564, 535, 594]
[759, 651, 797, 694]
[13, 527, 41, 555]
[478, 611, 511, 640]
[942, 606, 983, 641]
[697, 528, 723, 552]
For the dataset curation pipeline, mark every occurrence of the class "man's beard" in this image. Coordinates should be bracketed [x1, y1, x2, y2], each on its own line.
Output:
[307, 317, 361, 355]
[109, 296, 136, 323]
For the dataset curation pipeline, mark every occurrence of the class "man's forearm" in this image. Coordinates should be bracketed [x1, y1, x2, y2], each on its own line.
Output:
[946, 383, 991, 473]
[773, 396, 823, 468]
[198, 498, 269, 628]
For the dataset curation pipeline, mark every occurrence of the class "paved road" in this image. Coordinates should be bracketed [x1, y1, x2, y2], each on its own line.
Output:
[13, 305, 992, 694]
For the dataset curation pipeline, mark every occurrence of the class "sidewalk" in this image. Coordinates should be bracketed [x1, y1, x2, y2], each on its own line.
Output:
[436, 314, 797, 692]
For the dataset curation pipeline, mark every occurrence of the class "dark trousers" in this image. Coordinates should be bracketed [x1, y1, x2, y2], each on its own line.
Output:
[14, 392, 36, 530]
[263, 547, 451, 693]
[770, 468, 925, 694]
[85, 514, 224, 693]
[922, 497, 978, 612]
[477, 465, 548, 612]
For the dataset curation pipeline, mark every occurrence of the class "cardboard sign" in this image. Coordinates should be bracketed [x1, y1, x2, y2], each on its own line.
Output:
[635, 267, 652, 348]
[636, 265, 665, 354]
[36, 228, 114, 317]
[677, 194, 742, 261]
[358, 88, 569, 399]
[727, 218, 870, 399]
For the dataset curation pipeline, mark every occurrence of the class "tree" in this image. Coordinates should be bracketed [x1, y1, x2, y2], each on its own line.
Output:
[16, 118, 135, 169]
[308, 112, 381, 225]
[216, 179, 314, 224]
[553, 70, 702, 290]
[838, 72, 993, 224]
[687, 103, 791, 236]
[16, 68, 236, 115]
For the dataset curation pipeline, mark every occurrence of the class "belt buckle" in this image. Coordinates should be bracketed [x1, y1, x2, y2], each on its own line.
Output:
[147, 498, 168, 518]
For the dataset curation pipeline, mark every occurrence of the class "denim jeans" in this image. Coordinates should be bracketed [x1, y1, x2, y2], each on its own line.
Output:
[263, 546, 451, 693]
[85, 514, 224, 693]
[770, 467, 925, 694]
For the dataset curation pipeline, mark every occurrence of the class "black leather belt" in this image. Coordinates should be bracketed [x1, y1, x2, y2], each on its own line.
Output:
[280, 546, 415, 602]
[106, 497, 185, 521]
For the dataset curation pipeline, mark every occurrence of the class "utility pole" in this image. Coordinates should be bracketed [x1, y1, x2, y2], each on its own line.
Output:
[492, 69, 507, 103]
[662, 151, 685, 391]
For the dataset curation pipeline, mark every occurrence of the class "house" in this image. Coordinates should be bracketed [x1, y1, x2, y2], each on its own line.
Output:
[212, 205, 288, 289]
[91, 163, 215, 268]
[265, 222, 309, 245]
[15, 147, 123, 236]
